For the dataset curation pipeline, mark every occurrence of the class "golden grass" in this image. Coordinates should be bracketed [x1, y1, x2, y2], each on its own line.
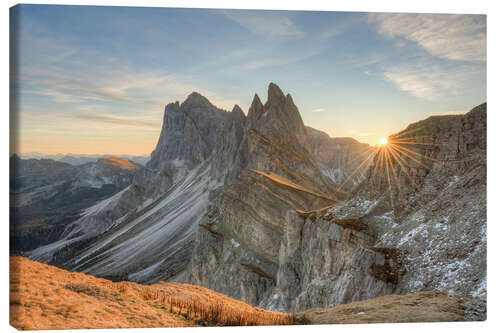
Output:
[295, 291, 468, 324]
[10, 256, 293, 330]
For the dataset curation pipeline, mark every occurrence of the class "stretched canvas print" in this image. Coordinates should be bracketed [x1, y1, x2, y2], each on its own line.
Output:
[9, 3, 487, 330]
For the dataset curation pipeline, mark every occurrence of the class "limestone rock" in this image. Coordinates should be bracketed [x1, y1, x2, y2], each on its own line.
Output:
[211, 104, 248, 184]
[331, 103, 487, 299]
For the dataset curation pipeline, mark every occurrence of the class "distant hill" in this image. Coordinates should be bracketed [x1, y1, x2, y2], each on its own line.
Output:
[99, 157, 141, 170]
[10, 155, 142, 253]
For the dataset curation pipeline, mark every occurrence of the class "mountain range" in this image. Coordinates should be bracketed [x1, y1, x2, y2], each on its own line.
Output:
[17, 153, 151, 166]
[10, 156, 142, 253]
[11, 83, 486, 316]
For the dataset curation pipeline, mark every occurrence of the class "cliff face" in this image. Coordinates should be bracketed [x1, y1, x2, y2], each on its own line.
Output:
[150, 93, 227, 178]
[369, 104, 487, 297]
[257, 104, 486, 312]
[186, 84, 338, 307]
[246, 85, 334, 195]
[263, 210, 398, 312]
[270, 103, 486, 312]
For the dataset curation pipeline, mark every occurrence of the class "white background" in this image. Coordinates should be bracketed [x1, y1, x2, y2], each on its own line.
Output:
[2, 1, 498, 332]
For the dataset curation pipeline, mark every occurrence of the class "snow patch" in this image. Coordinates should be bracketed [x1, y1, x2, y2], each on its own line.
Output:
[471, 278, 487, 297]
[398, 223, 426, 246]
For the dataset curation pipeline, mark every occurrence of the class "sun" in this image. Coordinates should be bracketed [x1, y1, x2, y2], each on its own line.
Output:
[380, 137, 388, 145]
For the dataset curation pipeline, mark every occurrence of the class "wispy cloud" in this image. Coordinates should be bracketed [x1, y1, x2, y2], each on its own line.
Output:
[18, 65, 239, 110]
[14, 18, 240, 111]
[219, 10, 304, 39]
[383, 61, 484, 100]
[230, 48, 323, 72]
[69, 113, 161, 129]
[311, 108, 326, 113]
[23, 89, 88, 103]
[368, 13, 486, 62]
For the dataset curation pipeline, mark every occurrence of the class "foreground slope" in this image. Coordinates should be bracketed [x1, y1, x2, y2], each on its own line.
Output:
[9, 256, 292, 330]
[295, 291, 485, 324]
[10, 256, 484, 330]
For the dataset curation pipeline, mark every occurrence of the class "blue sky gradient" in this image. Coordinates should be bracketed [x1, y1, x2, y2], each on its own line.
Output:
[10, 5, 486, 154]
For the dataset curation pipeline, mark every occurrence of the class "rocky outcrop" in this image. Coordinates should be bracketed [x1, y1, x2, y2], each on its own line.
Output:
[186, 83, 340, 307]
[187, 100, 486, 312]
[262, 210, 397, 312]
[150, 93, 227, 180]
[188, 169, 335, 305]
[246, 84, 334, 195]
[211, 105, 248, 184]
[323, 103, 487, 299]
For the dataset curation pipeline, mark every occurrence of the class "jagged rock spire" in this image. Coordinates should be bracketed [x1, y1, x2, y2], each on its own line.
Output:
[231, 104, 245, 119]
[267, 82, 286, 103]
[247, 93, 264, 123]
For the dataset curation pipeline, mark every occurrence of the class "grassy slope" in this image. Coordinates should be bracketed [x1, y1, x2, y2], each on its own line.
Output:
[295, 291, 472, 324]
[10, 256, 480, 329]
[9, 256, 292, 330]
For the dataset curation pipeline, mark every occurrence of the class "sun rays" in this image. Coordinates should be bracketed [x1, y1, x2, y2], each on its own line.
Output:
[335, 126, 445, 212]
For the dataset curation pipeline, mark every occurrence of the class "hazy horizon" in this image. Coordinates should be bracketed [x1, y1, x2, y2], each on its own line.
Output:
[10, 5, 486, 155]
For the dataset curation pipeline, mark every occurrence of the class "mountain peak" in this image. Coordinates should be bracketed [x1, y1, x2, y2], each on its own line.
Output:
[231, 104, 243, 114]
[247, 93, 264, 122]
[230, 104, 245, 120]
[181, 92, 214, 109]
[267, 82, 285, 103]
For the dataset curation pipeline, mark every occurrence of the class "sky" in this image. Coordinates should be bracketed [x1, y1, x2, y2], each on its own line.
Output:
[10, 5, 486, 155]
